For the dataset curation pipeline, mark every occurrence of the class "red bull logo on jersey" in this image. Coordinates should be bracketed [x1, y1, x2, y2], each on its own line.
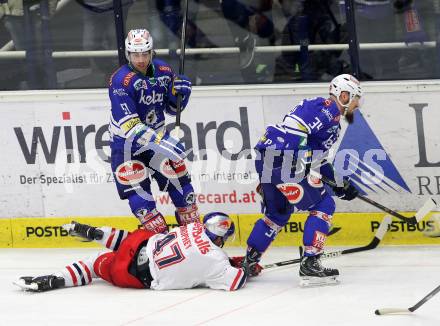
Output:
[192, 222, 211, 254]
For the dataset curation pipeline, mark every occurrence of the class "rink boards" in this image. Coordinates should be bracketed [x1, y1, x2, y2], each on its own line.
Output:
[1, 212, 439, 248]
[0, 81, 439, 247]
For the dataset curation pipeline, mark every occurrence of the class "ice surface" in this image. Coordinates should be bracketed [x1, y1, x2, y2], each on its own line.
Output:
[1, 246, 439, 326]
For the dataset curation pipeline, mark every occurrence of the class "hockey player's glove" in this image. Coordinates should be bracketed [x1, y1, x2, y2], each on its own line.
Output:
[229, 256, 263, 277]
[171, 75, 192, 98]
[135, 127, 185, 162]
[168, 75, 192, 112]
[331, 178, 358, 201]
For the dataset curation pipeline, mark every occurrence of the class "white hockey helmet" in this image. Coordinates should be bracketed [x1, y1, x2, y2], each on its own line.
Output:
[329, 74, 362, 109]
[203, 212, 235, 246]
[125, 29, 153, 61]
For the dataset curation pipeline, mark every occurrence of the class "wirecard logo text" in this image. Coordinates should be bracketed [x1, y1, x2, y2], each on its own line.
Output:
[13, 108, 253, 164]
[14, 123, 110, 164]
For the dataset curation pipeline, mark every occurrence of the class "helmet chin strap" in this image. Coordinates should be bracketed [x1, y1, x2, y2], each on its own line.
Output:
[336, 94, 352, 115]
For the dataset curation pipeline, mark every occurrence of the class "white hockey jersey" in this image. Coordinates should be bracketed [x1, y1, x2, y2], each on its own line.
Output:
[146, 222, 246, 291]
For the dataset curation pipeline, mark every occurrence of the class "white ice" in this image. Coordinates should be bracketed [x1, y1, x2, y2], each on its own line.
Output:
[1, 246, 440, 326]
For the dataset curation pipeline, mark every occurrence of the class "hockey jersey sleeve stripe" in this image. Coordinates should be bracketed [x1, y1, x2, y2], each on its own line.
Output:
[284, 115, 311, 133]
[230, 268, 246, 291]
[66, 265, 78, 286]
[118, 113, 139, 126]
[110, 119, 119, 130]
[79, 261, 92, 283]
[283, 125, 309, 138]
[121, 117, 142, 134]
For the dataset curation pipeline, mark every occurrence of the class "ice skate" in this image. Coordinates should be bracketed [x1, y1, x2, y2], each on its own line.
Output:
[299, 255, 339, 287]
[13, 275, 65, 292]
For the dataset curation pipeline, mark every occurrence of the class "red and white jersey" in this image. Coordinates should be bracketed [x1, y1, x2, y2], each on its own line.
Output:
[146, 222, 246, 291]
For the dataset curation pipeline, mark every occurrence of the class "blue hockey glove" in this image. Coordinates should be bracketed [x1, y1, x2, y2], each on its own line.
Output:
[332, 178, 358, 201]
[171, 75, 192, 98]
[135, 127, 185, 162]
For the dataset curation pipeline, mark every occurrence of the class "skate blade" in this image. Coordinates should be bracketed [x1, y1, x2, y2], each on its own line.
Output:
[300, 275, 340, 288]
[13, 279, 38, 291]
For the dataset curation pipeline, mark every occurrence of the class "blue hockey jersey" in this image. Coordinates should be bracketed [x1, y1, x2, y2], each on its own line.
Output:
[256, 97, 341, 155]
[108, 59, 184, 149]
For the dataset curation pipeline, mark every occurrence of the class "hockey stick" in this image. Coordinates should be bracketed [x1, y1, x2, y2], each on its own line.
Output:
[375, 284, 440, 315]
[171, 0, 189, 139]
[262, 215, 392, 270]
[310, 171, 437, 225]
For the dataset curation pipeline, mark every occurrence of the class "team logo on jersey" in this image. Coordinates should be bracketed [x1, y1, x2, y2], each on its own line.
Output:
[115, 160, 148, 185]
[133, 79, 148, 91]
[276, 183, 304, 204]
[184, 191, 196, 205]
[157, 76, 170, 88]
[334, 110, 410, 195]
[327, 125, 340, 134]
[145, 110, 157, 124]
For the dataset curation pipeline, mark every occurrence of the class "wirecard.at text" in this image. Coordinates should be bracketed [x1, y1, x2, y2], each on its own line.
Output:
[156, 190, 258, 205]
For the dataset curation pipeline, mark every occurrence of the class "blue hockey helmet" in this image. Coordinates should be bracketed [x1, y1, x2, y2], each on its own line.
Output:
[203, 212, 235, 246]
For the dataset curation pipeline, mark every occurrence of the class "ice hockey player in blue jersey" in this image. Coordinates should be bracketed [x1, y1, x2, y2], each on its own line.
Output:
[242, 74, 363, 286]
[108, 29, 199, 233]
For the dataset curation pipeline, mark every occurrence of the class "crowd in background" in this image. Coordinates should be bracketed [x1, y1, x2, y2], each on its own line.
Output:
[0, 0, 439, 90]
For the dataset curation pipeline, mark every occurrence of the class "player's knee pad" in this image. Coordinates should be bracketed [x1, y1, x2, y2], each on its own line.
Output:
[247, 215, 286, 253]
[128, 193, 168, 233]
[303, 195, 336, 256]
